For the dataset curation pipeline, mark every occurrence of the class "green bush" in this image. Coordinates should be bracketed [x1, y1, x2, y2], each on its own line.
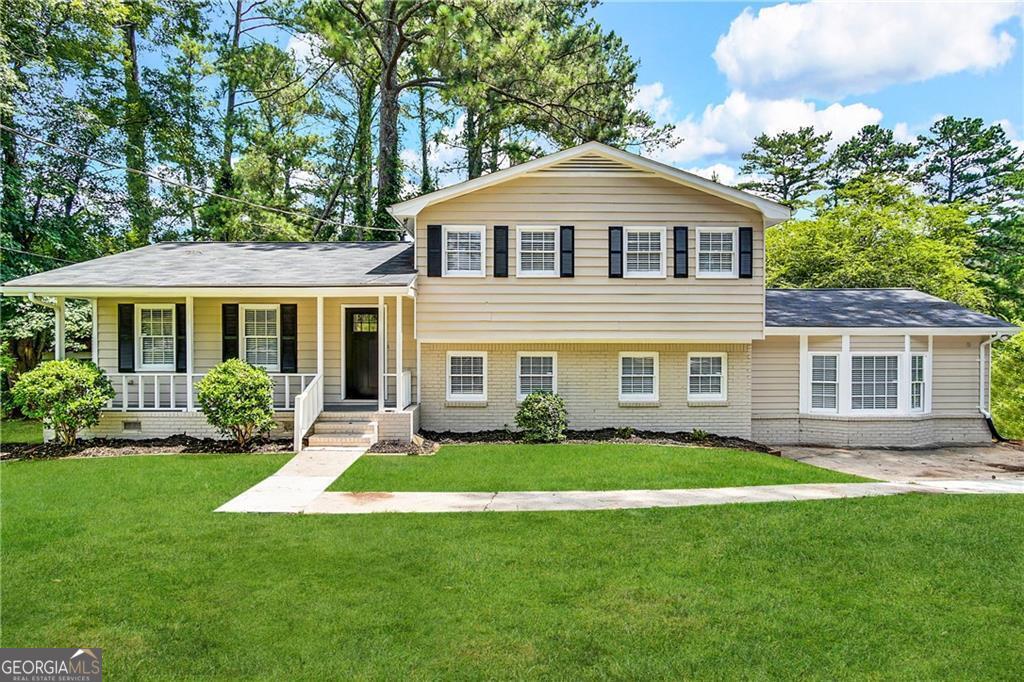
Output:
[514, 392, 568, 443]
[195, 359, 276, 447]
[11, 359, 114, 445]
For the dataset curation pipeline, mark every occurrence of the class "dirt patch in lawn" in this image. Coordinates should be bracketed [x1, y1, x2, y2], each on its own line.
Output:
[0, 435, 293, 460]
[420, 429, 779, 454]
[368, 439, 439, 456]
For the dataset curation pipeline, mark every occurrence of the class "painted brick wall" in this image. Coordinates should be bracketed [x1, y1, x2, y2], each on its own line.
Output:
[751, 414, 991, 447]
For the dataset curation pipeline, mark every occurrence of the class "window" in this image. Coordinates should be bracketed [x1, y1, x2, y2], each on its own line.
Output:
[443, 225, 485, 276]
[810, 354, 838, 412]
[911, 354, 926, 411]
[696, 228, 737, 277]
[517, 226, 558, 277]
[517, 352, 556, 400]
[851, 355, 898, 410]
[352, 313, 377, 332]
[624, 227, 666, 278]
[619, 352, 658, 402]
[241, 304, 279, 371]
[138, 305, 175, 371]
[688, 352, 727, 401]
[447, 351, 487, 401]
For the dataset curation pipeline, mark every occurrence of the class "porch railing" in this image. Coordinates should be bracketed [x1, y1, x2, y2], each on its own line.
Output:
[292, 374, 324, 452]
[105, 372, 318, 412]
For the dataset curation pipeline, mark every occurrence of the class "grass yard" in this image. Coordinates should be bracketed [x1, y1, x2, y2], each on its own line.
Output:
[329, 443, 866, 492]
[3, 454, 1023, 679]
[0, 418, 43, 444]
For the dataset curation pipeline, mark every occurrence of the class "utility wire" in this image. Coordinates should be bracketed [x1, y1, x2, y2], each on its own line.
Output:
[1, 246, 79, 264]
[0, 122, 405, 237]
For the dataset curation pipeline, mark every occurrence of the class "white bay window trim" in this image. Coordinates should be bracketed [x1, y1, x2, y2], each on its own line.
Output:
[240, 303, 280, 371]
[695, 226, 739, 278]
[687, 351, 727, 402]
[446, 350, 487, 402]
[442, 224, 486, 277]
[515, 225, 559, 278]
[136, 303, 176, 371]
[623, 226, 666, 278]
[619, 351, 659, 402]
[516, 351, 557, 401]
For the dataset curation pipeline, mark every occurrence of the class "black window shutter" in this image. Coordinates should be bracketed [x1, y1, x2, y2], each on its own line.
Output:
[493, 225, 508, 277]
[427, 225, 442, 276]
[280, 304, 297, 373]
[608, 226, 623, 278]
[674, 226, 689, 278]
[222, 303, 239, 361]
[175, 303, 187, 372]
[117, 303, 135, 373]
[560, 226, 574, 277]
[739, 226, 753, 278]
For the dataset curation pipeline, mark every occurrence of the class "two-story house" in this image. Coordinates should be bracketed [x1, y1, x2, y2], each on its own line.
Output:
[3, 142, 1017, 449]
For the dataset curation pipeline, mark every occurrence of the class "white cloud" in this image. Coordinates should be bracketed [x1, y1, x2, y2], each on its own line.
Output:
[639, 90, 882, 165]
[713, 1, 1022, 98]
[684, 163, 742, 186]
[631, 82, 673, 124]
[287, 33, 320, 63]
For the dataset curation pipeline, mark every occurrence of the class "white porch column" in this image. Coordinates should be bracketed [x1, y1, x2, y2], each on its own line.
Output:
[838, 334, 852, 414]
[396, 295, 403, 408]
[90, 299, 99, 364]
[54, 296, 66, 360]
[316, 295, 324, 377]
[899, 334, 912, 414]
[185, 295, 195, 411]
[798, 334, 808, 413]
[378, 294, 385, 412]
[926, 335, 934, 413]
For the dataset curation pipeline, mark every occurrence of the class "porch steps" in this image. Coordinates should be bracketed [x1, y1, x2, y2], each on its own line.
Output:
[304, 413, 377, 449]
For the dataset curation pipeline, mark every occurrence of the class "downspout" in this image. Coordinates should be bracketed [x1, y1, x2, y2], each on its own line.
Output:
[979, 333, 1010, 441]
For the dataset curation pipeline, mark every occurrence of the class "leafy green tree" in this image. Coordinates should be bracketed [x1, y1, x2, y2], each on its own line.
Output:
[991, 334, 1024, 440]
[975, 171, 1024, 323]
[767, 184, 987, 309]
[827, 124, 918, 197]
[739, 126, 831, 207]
[916, 116, 1023, 205]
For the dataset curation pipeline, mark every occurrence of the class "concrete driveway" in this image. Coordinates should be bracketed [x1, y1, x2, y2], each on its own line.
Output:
[781, 443, 1024, 482]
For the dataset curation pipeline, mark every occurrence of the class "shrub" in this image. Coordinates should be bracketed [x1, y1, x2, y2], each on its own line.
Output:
[195, 359, 276, 448]
[691, 428, 710, 443]
[11, 360, 114, 445]
[514, 392, 568, 443]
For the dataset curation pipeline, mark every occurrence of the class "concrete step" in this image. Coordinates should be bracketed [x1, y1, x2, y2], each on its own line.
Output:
[318, 410, 375, 421]
[307, 434, 376, 448]
[313, 421, 376, 435]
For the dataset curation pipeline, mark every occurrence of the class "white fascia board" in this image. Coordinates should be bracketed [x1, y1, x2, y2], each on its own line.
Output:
[765, 326, 1020, 337]
[387, 141, 791, 225]
[0, 285, 416, 298]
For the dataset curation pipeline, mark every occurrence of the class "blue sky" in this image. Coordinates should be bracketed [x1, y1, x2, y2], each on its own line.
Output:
[585, 0, 1024, 184]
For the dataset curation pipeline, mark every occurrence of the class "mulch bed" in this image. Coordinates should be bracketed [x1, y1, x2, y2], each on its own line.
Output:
[367, 439, 439, 455]
[420, 428, 780, 455]
[0, 435, 293, 461]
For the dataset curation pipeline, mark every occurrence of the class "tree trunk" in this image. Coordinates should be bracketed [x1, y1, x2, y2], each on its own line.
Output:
[418, 87, 432, 193]
[353, 76, 375, 239]
[487, 128, 500, 174]
[465, 107, 483, 179]
[373, 0, 401, 237]
[216, 0, 243, 197]
[122, 21, 153, 247]
[1, 66, 27, 248]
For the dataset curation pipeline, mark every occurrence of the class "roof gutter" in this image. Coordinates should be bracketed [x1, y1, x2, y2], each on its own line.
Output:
[27, 292, 59, 309]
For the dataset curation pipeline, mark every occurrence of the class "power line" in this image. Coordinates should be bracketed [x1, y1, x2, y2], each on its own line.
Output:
[0, 122, 404, 237]
[1, 246, 78, 264]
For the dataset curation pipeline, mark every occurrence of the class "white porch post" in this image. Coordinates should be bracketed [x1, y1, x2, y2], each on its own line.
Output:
[926, 334, 934, 413]
[899, 334, 912, 414]
[54, 296, 66, 360]
[90, 299, 99, 364]
[185, 295, 194, 411]
[378, 294, 385, 412]
[838, 334, 852, 414]
[316, 295, 324, 377]
[396, 295, 403, 408]
[798, 334, 808, 413]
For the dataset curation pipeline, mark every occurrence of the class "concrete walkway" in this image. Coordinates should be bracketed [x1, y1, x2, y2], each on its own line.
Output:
[215, 447, 366, 513]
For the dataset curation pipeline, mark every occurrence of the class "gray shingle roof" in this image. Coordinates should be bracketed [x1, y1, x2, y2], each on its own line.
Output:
[767, 288, 1015, 329]
[3, 242, 416, 288]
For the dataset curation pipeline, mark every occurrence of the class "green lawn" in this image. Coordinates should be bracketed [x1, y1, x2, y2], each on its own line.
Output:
[0, 417, 43, 444]
[3, 454, 1023, 679]
[329, 443, 866, 492]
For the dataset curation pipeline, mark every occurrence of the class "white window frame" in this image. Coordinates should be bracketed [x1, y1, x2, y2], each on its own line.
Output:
[910, 353, 927, 413]
[239, 303, 281, 372]
[850, 353, 901, 414]
[808, 352, 839, 414]
[623, 226, 667, 278]
[515, 225, 559, 278]
[516, 351, 557, 401]
[687, 351, 728, 402]
[695, 227, 739, 279]
[618, 351, 659, 402]
[442, 224, 486, 277]
[136, 303, 176, 372]
[446, 350, 487, 402]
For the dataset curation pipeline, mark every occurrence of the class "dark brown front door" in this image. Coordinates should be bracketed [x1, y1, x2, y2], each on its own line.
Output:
[345, 308, 378, 400]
